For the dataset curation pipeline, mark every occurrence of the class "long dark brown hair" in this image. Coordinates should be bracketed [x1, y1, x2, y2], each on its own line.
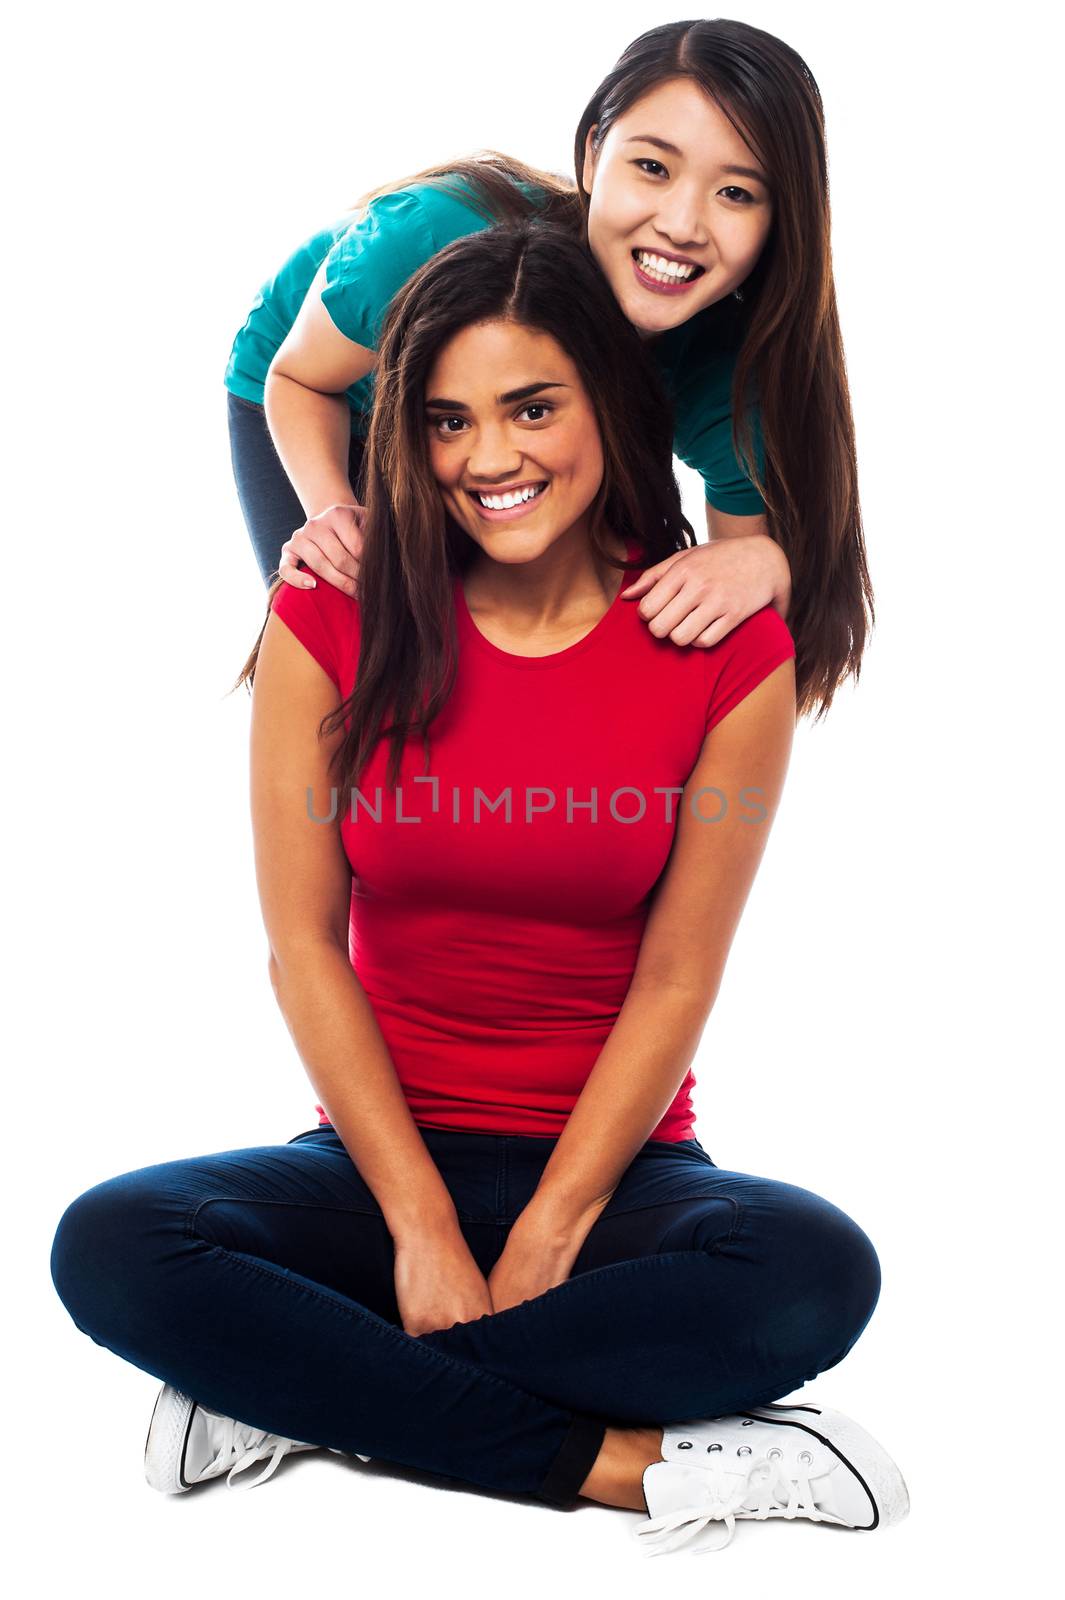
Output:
[235, 222, 695, 792]
[574, 17, 874, 718]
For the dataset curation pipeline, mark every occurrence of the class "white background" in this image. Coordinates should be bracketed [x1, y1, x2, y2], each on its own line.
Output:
[4, 0, 1058, 1592]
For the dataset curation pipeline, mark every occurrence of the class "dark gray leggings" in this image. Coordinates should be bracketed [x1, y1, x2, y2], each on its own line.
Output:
[227, 390, 366, 586]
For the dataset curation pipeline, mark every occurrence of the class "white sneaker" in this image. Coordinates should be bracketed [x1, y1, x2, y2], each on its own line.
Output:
[633, 1400, 909, 1555]
[143, 1383, 373, 1492]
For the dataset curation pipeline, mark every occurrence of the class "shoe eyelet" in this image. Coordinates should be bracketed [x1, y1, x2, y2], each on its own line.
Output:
[737, 1445, 752, 1456]
[767, 1447, 783, 1460]
[741, 1419, 755, 1426]
[798, 1450, 813, 1465]
[677, 1440, 693, 1450]
[707, 1442, 723, 1452]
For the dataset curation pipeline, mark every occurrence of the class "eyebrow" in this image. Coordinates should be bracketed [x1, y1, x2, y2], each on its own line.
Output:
[622, 134, 767, 185]
[424, 381, 569, 411]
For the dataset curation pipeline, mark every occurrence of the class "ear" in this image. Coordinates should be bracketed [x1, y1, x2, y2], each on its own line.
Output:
[581, 123, 600, 193]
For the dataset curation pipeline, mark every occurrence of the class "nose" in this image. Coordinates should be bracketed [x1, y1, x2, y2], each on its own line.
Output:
[653, 184, 710, 250]
[465, 421, 525, 482]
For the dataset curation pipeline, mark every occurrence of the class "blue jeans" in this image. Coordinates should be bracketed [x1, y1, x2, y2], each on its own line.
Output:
[226, 390, 366, 587]
[49, 1124, 881, 1508]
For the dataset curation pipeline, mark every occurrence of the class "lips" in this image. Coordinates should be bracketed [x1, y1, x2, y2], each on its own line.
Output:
[465, 480, 547, 500]
[465, 481, 551, 521]
[631, 247, 706, 278]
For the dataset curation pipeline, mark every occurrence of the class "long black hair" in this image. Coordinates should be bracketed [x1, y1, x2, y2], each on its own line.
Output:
[575, 18, 874, 718]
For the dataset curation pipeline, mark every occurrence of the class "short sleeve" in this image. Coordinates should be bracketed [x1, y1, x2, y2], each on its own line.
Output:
[655, 318, 767, 515]
[269, 568, 358, 694]
[704, 606, 795, 734]
[676, 393, 767, 516]
[320, 189, 436, 350]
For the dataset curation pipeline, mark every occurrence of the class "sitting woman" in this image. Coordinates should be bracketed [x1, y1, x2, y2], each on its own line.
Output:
[50, 221, 908, 1559]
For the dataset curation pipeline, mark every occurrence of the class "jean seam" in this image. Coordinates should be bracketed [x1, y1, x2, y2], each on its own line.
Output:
[186, 1197, 499, 1229]
[188, 1197, 386, 1231]
[497, 1137, 508, 1219]
[597, 1193, 743, 1245]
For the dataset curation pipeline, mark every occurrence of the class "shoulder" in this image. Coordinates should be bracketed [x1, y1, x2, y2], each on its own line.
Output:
[320, 190, 441, 344]
[701, 605, 795, 735]
[711, 603, 794, 660]
[381, 178, 500, 248]
[269, 569, 361, 694]
[270, 564, 361, 633]
[331, 187, 436, 257]
[334, 179, 488, 249]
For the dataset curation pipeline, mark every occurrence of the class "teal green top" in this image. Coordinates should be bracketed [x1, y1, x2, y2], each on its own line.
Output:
[225, 180, 765, 514]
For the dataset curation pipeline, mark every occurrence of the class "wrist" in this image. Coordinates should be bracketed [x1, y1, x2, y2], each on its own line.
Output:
[514, 1189, 610, 1246]
[308, 492, 359, 518]
[387, 1205, 464, 1248]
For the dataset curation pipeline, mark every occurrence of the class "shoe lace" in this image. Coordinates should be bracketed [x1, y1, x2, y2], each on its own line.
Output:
[632, 1452, 838, 1556]
[196, 1416, 297, 1490]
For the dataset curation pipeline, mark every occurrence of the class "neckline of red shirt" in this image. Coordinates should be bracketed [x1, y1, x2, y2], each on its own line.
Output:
[452, 538, 645, 671]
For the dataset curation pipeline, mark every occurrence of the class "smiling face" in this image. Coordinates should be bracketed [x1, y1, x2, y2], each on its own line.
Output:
[425, 318, 606, 566]
[582, 75, 774, 335]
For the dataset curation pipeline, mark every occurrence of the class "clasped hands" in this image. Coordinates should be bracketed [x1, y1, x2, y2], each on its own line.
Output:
[396, 1195, 608, 1340]
[483, 1205, 597, 1314]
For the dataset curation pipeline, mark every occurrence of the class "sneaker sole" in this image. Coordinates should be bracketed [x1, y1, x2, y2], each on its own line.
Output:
[144, 1384, 196, 1494]
[146, 1385, 372, 1487]
[739, 1403, 910, 1530]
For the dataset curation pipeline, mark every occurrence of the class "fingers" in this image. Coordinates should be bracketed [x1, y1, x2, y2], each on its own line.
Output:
[631, 570, 732, 647]
[619, 549, 685, 596]
[278, 540, 317, 588]
[277, 504, 365, 595]
[281, 534, 359, 596]
[688, 617, 736, 648]
[653, 598, 731, 646]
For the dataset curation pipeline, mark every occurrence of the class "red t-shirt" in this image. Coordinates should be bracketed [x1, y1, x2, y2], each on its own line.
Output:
[269, 541, 795, 1140]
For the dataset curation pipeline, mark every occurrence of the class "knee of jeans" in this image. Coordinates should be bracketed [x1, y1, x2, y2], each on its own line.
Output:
[767, 1196, 882, 1372]
[50, 1172, 162, 1331]
[51, 1181, 113, 1321]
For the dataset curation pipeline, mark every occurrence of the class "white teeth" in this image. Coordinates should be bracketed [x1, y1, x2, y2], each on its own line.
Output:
[636, 250, 698, 283]
[475, 483, 546, 510]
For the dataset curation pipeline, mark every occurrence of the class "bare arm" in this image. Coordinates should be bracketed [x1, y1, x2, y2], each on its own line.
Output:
[264, 263, 378, 517]
[249, 608, 461, 1242]
[705, 504, 769, 542]
[518, 653, 796, 1242]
